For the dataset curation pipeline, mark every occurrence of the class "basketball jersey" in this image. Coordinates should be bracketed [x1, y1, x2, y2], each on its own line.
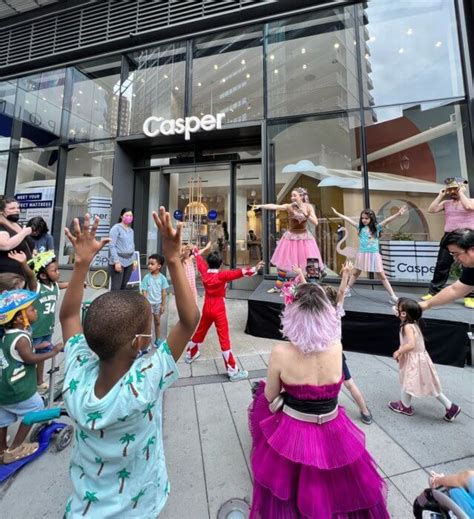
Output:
[0, 329, 36, 405]
[31, 282, 59, 338]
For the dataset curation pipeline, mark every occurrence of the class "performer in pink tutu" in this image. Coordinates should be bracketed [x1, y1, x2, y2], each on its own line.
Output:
[255, 187, 323, 293]
[248, 283, 389, 518]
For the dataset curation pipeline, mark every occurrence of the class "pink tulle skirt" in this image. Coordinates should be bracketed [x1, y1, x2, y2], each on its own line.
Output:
[249, 382, 389, 518]
[354, 252, 384, 273]
[271, 231, 323, 271]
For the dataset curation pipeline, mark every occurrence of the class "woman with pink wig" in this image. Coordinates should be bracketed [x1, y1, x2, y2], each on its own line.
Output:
[254, 187, 323, 293]
[248, 283, 389, 518]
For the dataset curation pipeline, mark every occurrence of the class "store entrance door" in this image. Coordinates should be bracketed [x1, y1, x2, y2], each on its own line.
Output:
[152, 160, 263, 291]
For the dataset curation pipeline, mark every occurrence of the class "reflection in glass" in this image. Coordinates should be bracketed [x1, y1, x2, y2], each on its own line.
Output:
[268, 115, 365, 276]
[15, 70, 65, 149]
[66, 58, 121, 142]
[166, 164, 231, 266]
[0, 80, 17, 151]
[267, 7, 360, 117]
[235, 163, 262, 267]
[192, 27, 263, 123]
[59, 140, 114, 266]
[14, 147, 58, 229]
[362, 0, 464, 107]
[122, 42, 186, 136]
[363, 101, 472, 281]
[0, 153, 8, 194]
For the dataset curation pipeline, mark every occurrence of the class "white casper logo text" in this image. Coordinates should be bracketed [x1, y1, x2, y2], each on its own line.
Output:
[143, 113, 225, 140]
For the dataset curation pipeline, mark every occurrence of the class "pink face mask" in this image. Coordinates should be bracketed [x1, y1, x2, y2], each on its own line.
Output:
[122, 215, 134, 225]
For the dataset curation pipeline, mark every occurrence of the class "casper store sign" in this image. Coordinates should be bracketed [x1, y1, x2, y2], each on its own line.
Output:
[143, 113, 225, 140]
[380, 241, 438, 281]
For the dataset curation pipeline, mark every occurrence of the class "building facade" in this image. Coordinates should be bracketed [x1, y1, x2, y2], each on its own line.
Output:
[0, 0, 473, 286]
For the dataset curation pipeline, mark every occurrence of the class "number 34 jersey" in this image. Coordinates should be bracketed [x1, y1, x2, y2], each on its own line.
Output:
[31, 282, 59, 339]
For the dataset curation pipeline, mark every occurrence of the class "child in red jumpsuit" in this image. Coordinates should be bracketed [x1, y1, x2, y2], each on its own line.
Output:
[186, 249, 264, 381]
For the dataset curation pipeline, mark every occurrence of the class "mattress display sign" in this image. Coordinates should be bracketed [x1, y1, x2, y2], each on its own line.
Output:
[15, 187, 55, 227]
[87, 196, 112, 268]
[380, 241, 439, 281]
[143, 113, 225, 140]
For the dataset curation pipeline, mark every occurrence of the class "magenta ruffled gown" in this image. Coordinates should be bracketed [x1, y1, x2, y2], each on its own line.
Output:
[249, 380, 389, 518]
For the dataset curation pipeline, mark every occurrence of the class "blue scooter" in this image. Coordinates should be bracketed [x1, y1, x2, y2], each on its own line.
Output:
[0, 407, 73, 483]
[0, 354, 73, 483]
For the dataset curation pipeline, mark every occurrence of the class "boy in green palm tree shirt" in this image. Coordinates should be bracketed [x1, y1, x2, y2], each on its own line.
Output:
[60, 210, 199, 518]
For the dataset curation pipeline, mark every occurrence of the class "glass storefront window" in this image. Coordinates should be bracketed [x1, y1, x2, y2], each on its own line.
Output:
[14, 70, 65, 149]
[162, 164, 232, 266]
[364, 101, 472, 282]
[267, 114, 365, 277]
[267, 7, 359, 117]
[0, 153, 8, 194]
[122, 42, 186, 136]
[66, 58, 122, 143]
[362, 0, 464, 107]
[235, 163, 262, 270]
[192, 27, 263, 123]
[59, 140, 114, 266]
[13, 147, 58, 229]
[0, 80, 17, 151]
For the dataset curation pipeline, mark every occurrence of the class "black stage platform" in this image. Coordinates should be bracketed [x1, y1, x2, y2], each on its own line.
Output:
[245, 280, 473, 367]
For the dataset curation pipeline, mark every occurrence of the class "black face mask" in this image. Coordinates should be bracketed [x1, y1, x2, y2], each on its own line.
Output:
[6, 214, 20, 223]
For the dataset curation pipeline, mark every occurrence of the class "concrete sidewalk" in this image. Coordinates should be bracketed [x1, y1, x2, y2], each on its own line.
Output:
[161, 357, 473, 518]
[0, 293, 472, 518]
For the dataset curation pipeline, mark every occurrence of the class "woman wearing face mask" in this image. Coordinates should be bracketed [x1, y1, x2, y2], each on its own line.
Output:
[0, 196, 33, 277]
[109, 207, 136, 290]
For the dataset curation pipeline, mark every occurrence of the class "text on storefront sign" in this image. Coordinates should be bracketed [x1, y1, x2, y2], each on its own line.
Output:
[142, 113, 225, 140]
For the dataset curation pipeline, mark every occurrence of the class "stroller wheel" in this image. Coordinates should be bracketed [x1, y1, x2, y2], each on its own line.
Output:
[55, 425, 74, 451]
[413, 489, 449, 518]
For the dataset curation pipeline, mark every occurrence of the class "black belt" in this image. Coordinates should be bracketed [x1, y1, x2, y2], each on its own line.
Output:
[284, 394, 338, 415]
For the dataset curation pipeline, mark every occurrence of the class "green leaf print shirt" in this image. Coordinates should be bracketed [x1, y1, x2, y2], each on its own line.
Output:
[62, 334, 178, 518]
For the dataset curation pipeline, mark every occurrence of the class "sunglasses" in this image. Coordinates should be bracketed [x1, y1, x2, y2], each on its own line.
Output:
[444, 177, 468, 185]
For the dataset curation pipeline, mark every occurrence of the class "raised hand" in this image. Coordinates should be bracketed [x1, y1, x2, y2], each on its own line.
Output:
[152, 207, 182, 262]
[8, 250, 27, 265]
[331, 207, 340, 216]
[201, 241, 212, 253]
[64, 214, 110, 266]
[341, 260, 353, 275]
[398, 205, 408, 216]
[292, 264, 304, 276]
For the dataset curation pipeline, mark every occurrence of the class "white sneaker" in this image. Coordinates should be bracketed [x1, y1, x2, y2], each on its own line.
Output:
[185, 350, 201, 364]
[344, 287, 352, 298]
[228, 369, 249, 382]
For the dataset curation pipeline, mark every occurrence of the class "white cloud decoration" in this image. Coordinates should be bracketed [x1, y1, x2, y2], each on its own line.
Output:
[282, 160, 327, 174]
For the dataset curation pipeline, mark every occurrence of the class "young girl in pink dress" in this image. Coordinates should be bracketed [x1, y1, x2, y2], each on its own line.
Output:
[249, 283, 389, 518]
[389, 298, 461, 421]
[180, 245, 198, 304]
[255, 187, 323, 293]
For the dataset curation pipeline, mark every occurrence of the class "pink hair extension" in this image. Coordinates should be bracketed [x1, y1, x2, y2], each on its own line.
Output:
[281, 300, 341, 353]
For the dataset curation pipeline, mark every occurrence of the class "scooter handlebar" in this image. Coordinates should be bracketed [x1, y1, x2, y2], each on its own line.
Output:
[22, 408, 62, 425]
